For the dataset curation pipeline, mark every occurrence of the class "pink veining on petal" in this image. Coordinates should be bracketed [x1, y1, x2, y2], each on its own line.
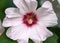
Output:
[23, 12, 38, 27]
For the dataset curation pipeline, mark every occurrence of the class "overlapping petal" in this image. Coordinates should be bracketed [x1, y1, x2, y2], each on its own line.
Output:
[2, 0, 58, 43]
[39, 12, 57, 27]
[6, 24, 30, 41]
[37, 1, 58, 27]
[42, 1, 53, 10]
[30, 26, 42, 43]
[2, 17, 22, 27]
[5, 8, 22, 18]
[36, 7, 49, 19]
[30, 23, 53, 42]
[17, 39, 28, 43]
[27, 0, 37, 11]
[57, 0, 60, 4]
[13, 0, 37, 14]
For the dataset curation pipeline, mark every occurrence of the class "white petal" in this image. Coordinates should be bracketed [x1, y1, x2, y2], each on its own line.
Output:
[27, 0, 37, 11]
[2, 17, 22, 27]
[6, 24, 30, 41]
[36, 1, 54, 19]
[39, 10, 58, 27]
[17, 39, 28, 43]
[13, 0, 29, 10]
[5, 8, 22, 18]
[13, 0, 29, 14]
[36, 7, 49, 19]
[42, 1, 53, 10]
[37, 23, 53, 41]
[0, 20, 4, 36]
[57, 0, 60, 4]
[37, 1, 58, 27]
[30, 23, 53, 41]
[13, 0, 37, 13]
[30, 25, 42, 43]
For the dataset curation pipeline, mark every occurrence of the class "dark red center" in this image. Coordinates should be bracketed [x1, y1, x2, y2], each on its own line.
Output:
[23, 12, 38, 27]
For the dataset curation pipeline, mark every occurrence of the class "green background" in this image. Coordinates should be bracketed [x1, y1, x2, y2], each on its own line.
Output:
[0, 0, 60, 43]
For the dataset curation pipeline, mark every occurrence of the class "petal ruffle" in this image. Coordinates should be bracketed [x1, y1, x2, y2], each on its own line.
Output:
[37, 1, 58, 27]
[30, 27, 42, 43]
[5, 8, 22, 18]
[37, 23, 53, 41]
[36, 7, 49, 19]
[57, 0, 60, 4]
[13, 0, 37, 13]
[42, 1, 53, 10]
[27, 0, 37, 11]
[38, 10, 58, 27]
[17, 39, 28, 43]
[2, 17, 22, 27]
[30, 23, 53, 41]
[6, 24, 30, 41]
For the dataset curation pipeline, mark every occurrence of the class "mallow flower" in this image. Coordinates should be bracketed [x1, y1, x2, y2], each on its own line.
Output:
[57, 0, 60, 4]
[2, 0, 58, 43]
[0, 20, 4, 36]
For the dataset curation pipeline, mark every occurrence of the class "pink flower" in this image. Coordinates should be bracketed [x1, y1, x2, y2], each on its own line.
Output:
[57, 0, 60, 4]
[3, 0, 58, 43]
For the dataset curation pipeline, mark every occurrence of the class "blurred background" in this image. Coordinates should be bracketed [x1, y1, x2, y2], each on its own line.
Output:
[0, 0, 60, 43]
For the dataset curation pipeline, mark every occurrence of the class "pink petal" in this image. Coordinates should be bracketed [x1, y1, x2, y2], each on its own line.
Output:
[5, 8, 22, 18]
[2, 17, 22, 27]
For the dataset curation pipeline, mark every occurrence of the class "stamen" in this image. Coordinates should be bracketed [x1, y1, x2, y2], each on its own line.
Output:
[23, 12, 38, 27]
[28, 19, 33, 24]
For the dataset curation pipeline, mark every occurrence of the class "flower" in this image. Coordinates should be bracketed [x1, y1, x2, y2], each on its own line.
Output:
[55, 5, 60, 28]
[0, 19, 4, 36]
[57, 0, 60, 4]
[2, 0, 58, 43]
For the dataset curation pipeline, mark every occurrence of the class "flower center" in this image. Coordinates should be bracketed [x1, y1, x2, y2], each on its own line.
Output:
[23, 12, 38, 27]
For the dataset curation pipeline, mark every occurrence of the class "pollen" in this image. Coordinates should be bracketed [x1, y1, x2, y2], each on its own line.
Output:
[23, 12, 38, 27]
